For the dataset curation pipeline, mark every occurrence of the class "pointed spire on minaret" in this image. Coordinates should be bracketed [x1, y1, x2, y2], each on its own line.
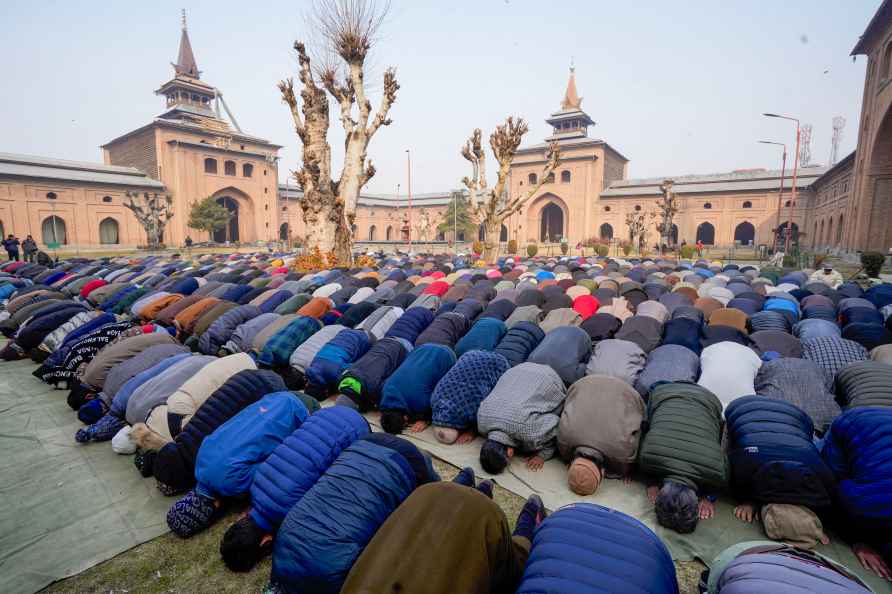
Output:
[173, 9, 200, 79]
[560, 62, 582, 110]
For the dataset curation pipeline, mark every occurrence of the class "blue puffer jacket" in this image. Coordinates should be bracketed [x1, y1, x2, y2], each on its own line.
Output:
[726, 396, 835, 508]
[198, 304, 262, 355]
[822, 406, 892, 529]
[219, 284, 253, 303]
[152, 369, 287, 490]
[380, 343, 456, 418]
[304, 329, 372, 393]
[454, 317, 507, 357]
[194, 392, 308, 499]
[271, 436, 422, 594]
[493, 321, 545, 367]
[516, 503, 678, 594]
[258, 290, 295, 314]
[167, 277, 199, 296]
[383, 306, 434, 343]
[249, 406, 370, 531]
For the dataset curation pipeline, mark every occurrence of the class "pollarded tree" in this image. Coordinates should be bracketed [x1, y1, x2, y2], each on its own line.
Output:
[124, 191, 173, 249]
[653, 179, 679, 252]
[187, 196, 234, 240]
[625, 210, 648, 253]
[461, 118, 560, 262]
[278, 0, 398, 262]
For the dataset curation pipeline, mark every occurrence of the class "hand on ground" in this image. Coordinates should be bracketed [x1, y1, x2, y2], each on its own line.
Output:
[525, 455, 544, 471]
[456, 430, 476, 444]
[854, 543, 892, 581]
[409, 420, 429, 433]
[698, 498, 715, 520]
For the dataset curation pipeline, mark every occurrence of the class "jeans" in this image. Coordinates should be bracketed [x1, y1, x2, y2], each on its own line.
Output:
[6, 251, 18, 262]
[24, 251, 35, 263]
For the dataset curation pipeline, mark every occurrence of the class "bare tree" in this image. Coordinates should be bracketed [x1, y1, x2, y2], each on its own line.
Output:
[461, 118, 560, 262]
[625, 210, 648, 254]
[279, 0, 398, 261]
[653, 179, 679, 253]
[124, 191, 173, 249]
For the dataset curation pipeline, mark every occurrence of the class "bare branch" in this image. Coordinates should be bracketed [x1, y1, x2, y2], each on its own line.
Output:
[497, 142, 560, 218]
[368, 67, 399, 137]
[313, 0, 389, 64]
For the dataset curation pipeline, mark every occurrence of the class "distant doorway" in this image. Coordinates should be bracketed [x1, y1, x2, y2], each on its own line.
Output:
[214, 196, 239, 242]
[734, 221, 755, 246]
[696, 222, 715, 245]
[540, 202, 563, 242]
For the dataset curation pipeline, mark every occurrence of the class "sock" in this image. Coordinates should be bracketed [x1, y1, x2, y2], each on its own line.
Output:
[513, 495, 544, 541]
[453, 467, 475, 487]
[476, 480, 494, 499]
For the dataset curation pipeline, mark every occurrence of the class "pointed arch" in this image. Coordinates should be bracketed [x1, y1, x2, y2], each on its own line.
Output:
[98, 217, 119, 244]
[696, 222, 715, 245]
[733, 221, 755, 246]
[599, 223, 613, 240]
[368, 225, 377, 241]
[386, 225, 393, 241]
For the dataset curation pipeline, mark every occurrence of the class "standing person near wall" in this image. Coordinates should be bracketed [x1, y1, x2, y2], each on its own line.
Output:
[22, 236, 37, 262]
[3, 235, 20, 261]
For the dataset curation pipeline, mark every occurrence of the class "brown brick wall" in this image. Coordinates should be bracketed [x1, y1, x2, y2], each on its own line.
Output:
[105, 129, 158, 179]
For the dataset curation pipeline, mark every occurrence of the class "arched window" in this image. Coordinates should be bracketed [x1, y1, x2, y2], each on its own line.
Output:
[368, 225, 377, 241]
[204, 158, 217, 174]
[742, 201, 752, 209]
[279, 222, 290, 241]
[670, 224, 679, 245]
[837, 214, 844, 244]
[436, 231, 445, 241]
[457, 231, 466, 242]
[733, 221, 755, 246]
[242, 163, 253, 177]
[98, 217, 119, 244]
[386, 226, 393, 241]
[282, 206, 288, 211]
[603, 205, 611, 212]
[528, 173, 538, 185]
[560, 170, 571, 183]
[812, 221, 819, 247]
[599, 223, 613, 240]
[351, 224, 357, 236]
[634, 204, 642, 211]
[224, 160, 236, 176]
[41, 216, 67, 245]
[703, 202, 712, 209]
[696, 222, 715, 245]
[545, 172, 555, 183]
[102, 195, 113, 203]
[500, 224, 508, 242]
[46, 192, 57, 200]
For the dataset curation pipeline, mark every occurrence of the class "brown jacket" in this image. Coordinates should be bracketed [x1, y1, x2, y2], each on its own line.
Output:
[140, 294, 183, 321]
[174, 297, 220, 334]
[341, 482, 530, 594]
[557, 374, 645, 475]
[296, 297, 332, 319]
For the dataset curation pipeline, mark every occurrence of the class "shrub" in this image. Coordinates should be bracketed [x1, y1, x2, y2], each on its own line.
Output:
[472, 240, 484, 255]
[861, 251, 886, 278]
[813, 253, 827, 269]
[596, 244, 609, 257]
[782, 255, 798, 268]
[680, 244, 695, 259]
[560, 240, 569, 255]
[507, 239, 518, 254]
[620, 241, 632, 256]
[527, 243, 538, 257]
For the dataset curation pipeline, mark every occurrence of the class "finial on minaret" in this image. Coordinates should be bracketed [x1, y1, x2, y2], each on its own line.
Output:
[570, 56, 575, 73]
[172, 10, 200, 78]
[561, 63, 582, 110]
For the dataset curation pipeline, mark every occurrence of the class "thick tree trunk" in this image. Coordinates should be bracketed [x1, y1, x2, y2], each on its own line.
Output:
[482, 218, 503, 263]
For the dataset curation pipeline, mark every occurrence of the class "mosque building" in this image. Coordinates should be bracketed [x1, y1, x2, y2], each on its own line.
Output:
[1, 6, 889, 255]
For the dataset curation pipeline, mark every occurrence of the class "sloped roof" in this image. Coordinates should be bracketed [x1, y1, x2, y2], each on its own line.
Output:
[600, 166, 829, 197]
[0, 152, 164, 188]
[279, 185, 459, 208]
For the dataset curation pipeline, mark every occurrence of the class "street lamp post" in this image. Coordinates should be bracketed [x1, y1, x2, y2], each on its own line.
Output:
[405, 149, 412, 254]
[758, 140, 787, 253]
[764, 113, 800, 254]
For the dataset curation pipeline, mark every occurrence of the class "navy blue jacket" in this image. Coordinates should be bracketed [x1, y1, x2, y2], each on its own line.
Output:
[383, 307, 433, 343]
[494, 321, 545, 367]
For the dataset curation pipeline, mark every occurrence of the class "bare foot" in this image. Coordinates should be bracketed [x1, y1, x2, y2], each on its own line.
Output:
[854, 543, 892, 581]
[647, 485, 659, 504]
[456, 430, 476, 444]
[526, 455, 545, 471]
[698, 498, 715, 520]
[734, 503, 757, 523]
[622, 474, 632, 485]
[409, 420, 429, 433]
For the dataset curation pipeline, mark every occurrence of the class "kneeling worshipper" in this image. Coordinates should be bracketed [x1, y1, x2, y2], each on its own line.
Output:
[340, 474, 545, 594]
[516, 503, 679, 594]
[166, 392, 310, 537]
[378, 342, 456, 434]
[822, 407, 892, 581]
[698, 341, 762, 410]
[557, 374, 645, 494]
[335, 336, 411, 412]
[526, 325, 591, 386]
[706, 542, 872, 594]
[431, 350, 511, 444]
[220, 406, 370, 571]
[268, 433, 439, 594]
[754, 358, 841, 434]
[725, 396, 835, 548]
[637, 382, 728, 534]
[303, 328, 372, 398]
[477, 362, 567, 473]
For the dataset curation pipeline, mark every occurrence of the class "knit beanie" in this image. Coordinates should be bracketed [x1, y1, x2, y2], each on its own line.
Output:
[77, 398, 108, 425]
[111, 426, 137, 455]
[167, 489, 218, 538]
[153, 442, 195, 491]
[567, 457, 602, 495]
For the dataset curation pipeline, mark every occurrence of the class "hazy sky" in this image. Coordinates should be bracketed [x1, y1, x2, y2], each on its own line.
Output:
[1, 1, 879, 194]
